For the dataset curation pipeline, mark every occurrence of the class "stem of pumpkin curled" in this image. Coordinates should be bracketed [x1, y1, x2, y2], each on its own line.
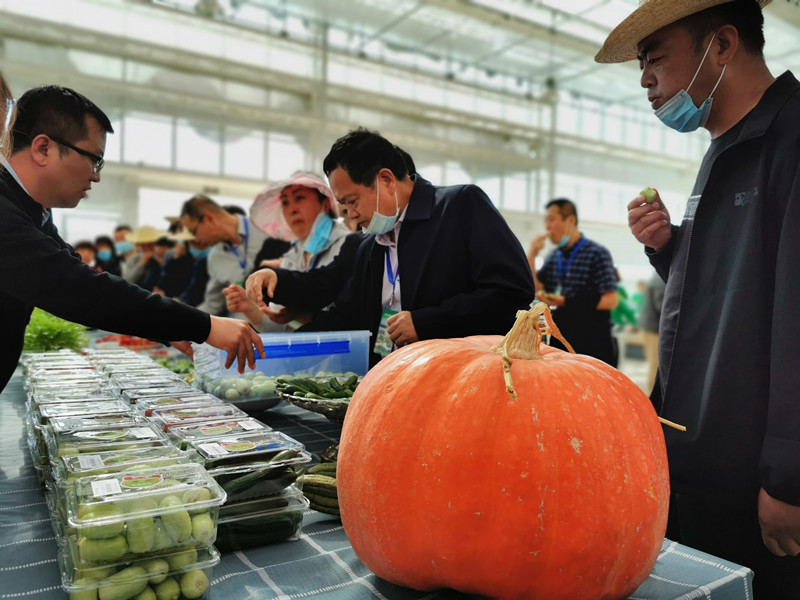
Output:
[491, 303, 687, 432]
[491, 302, 575, 399]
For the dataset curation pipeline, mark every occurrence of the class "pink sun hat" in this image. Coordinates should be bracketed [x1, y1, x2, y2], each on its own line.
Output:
[250, 171, 338, 241]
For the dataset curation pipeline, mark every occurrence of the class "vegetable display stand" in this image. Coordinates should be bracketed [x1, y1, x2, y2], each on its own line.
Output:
[337, 303, 671, 600]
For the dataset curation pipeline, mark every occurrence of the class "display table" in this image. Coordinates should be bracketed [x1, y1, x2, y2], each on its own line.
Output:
[0, 372, 753, 599]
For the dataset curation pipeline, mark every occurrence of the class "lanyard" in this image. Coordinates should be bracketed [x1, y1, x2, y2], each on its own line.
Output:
[385, 247, 399, 306]
[556, 237, 587, 287]
[227, 217, 250, 278]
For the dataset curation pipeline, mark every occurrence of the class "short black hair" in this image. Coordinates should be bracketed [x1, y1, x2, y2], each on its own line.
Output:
[678, 0, 765, 57]
[545, 198, 578, 226]
[180, 194, 223, 220]
[222, 204, 246, 217]
[322, 127, 411, 186]
[10, 85, 113, 155]
[114, 225, 132, 233]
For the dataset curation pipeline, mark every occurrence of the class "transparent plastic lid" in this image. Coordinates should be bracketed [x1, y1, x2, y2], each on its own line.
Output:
[111, 375, 187, 391]
[66, 463, 226, 527]
[55, 445, 189, 483]
[218, 485, 308, 523]
[150, 404, 248, 431]
[50, 413, 150, 433]
[168, 418, 270, 443]
[38, 399, 131, 422]
[47, 422, 170, 458]
[190, 430, 305, 468]
[121, 386, 199, 403]
[135, 394, 222, 417]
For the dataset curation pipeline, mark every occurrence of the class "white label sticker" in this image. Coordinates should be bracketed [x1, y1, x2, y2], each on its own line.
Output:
[198, 442, 228, 457]
[76, 454, 105, 469]
[90, 479, 123, 497]
[239, 419, 264, 431]
[129, 427, 157, 439]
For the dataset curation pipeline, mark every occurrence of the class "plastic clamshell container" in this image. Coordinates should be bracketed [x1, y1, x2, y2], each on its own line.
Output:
[216, 486, 308, 552]
[45, 422, 171, 462]
[50, 412, 150, 434]
[192, 330, 370, 409]
[64, 463, 226, 566]
[205, 448, 311, 503]
[121, 385, 199, 404]
[189, 430, 306, 469]
[168, 417, 271, 450]
[36, 399, 131, 425]
[54, 445, 191, 487]
[60, 541, 220, 599]
[135, 393, 222, 417]
[150, 404, 248, 432]
[111, 374, 188, 391]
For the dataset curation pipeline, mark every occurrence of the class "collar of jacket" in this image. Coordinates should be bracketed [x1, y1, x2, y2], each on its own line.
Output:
[725, 70, 800, 147]
[0, 167, 50, 227]
[403, 174, 437, 222]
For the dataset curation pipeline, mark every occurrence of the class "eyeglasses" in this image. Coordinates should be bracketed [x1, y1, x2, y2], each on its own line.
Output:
[48, 135, 105, 174]
[187, 215, 204, 236]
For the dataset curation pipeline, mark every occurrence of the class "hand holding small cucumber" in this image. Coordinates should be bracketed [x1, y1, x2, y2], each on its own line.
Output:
[627, 186, 672, 252]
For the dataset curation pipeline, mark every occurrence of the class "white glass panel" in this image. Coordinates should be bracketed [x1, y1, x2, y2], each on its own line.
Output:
[224, 129, 265, 180]
[123, 113, 173, 168]
[176, 119, 221, 174]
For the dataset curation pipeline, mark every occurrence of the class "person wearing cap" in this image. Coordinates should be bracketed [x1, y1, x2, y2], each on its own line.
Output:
[0, 81, 265, 393]
[247, 128, 535, 364]
[224, 171, 359, 330]
[179, 195, 277, 317]
[123, 225, 168, 290]
[597, 0, 800, 593]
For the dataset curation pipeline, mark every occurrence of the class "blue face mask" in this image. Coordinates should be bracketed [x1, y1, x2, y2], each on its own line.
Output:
[189, 246, 211, 259]
[301, 212, 333, 256]
[363, 176, 400, 236]
[115, 241, 133, 255]
[557, 235, 570, 248]
[96, 249, 113, 262]
[655, 33, 725, 133]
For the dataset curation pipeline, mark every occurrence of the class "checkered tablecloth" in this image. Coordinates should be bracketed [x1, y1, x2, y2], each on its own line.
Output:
[0, 373, 753, 600]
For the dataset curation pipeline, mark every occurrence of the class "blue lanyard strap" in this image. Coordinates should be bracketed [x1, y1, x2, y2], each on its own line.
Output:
[385, 247, 399, 286]
[556, 237, 587, 286]
[227, 217, 250, 276]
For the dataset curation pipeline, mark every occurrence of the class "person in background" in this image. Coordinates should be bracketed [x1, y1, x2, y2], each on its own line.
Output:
[179, 195, 275, 316]
[610, 268, 639, 331]
[113, 224, 139, 282]
[638, 271, 666, 394]
[94, 235, 121, 276]
[153, 231, 195, 299]
[224, 171, 357, 330]
[246, 128, 535, 365]
[597, 0, 800, 594]
[0, 80, 263, 392]
[528, 198, 619, 366]
[73, 240, 96, 268]
[124, 225, 167, 291]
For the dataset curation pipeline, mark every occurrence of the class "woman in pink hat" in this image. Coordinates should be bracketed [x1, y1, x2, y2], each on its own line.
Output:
[224, 171, 350, 330]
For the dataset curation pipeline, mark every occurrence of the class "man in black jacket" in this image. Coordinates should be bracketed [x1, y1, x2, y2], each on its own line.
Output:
[246, 128, 535, 364]
[597, 0, 800, 596]
[0, 82, 263, 391]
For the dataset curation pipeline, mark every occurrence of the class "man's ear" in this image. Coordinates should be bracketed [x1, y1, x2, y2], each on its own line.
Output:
[716, 24, 739, 65]
[29, 134, 54, 167]
[378, 167, 396, 195]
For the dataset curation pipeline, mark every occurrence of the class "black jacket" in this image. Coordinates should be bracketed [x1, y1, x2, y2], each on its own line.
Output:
[0, 167, 211, 391]
[295, 175, 535, 364]
[649, 71, 800, 507]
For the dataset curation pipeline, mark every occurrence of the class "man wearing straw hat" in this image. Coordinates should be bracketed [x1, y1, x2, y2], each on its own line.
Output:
[597, 0, 800, 594]
[0, 81, 265, 392]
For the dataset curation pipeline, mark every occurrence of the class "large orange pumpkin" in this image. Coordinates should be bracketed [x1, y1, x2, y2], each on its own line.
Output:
[337, 304, 670, 600]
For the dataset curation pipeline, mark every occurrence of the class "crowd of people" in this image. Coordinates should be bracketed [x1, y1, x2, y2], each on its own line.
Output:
[1, 0, 798, 593]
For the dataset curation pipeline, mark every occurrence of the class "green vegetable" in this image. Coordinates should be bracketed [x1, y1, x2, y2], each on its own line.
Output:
[137, 558, 169, 585]
[79, 535, 128, 563]
[81, 504, 125, 540]
[219, 465, 299, 502]
[97, 566, 148, 600]
[70, 578, 98, 600]
[165, 548, 197, 571]
[150, 518, 176, 551]
[215, 511, 304, 552]
[23, 308, 88, 353]
[640, 187, 658, 203]
[307, 462, 337, 477]
[132, 587, 156, 600]
[159, 496, 192, 542]
[126, 515, 155, 554]
[179, 570, 209, 599]
[153, 577, 180, 600]
[190, 512, 215, 544]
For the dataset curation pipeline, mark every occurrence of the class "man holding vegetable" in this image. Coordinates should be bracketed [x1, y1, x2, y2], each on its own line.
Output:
[0, 81, 264, 392]
[596, 0, 800, 595]
[247, 128, 536, 364]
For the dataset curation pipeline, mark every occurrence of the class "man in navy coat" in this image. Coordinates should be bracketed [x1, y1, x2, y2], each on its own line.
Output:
[247, 128, 535, 364]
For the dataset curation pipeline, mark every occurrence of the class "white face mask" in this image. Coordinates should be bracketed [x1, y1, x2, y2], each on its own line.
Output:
[363, 175, 400, 235]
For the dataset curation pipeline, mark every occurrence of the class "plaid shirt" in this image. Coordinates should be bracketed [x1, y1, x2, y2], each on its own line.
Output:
[536, 236, 617, 297]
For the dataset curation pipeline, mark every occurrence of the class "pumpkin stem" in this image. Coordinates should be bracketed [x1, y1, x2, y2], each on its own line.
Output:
[491, 302, 576, 398]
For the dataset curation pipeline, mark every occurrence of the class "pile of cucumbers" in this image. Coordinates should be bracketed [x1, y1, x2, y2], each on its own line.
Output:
[299, 462, 339, 516]
[275, 374, 359, 401]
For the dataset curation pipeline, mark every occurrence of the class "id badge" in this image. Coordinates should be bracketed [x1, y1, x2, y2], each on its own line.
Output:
[375, 308, 398, 357]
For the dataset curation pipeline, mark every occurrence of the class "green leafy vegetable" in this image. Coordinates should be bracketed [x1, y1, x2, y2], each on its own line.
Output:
[23, 308, 88, 353]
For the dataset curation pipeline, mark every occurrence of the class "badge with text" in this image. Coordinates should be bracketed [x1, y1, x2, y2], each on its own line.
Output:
[375, 308, 398, 357]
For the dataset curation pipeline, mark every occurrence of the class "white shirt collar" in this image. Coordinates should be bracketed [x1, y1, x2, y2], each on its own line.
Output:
[1, 156, 49, 224]
[374, 206, 408, 248]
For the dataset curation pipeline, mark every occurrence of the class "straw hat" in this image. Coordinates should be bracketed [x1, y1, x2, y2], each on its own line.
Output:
[125, 225, 167, 244]
[250, 171, 336, 241]
[168, 229, 195, 242]
[595, 0, 771, 63]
